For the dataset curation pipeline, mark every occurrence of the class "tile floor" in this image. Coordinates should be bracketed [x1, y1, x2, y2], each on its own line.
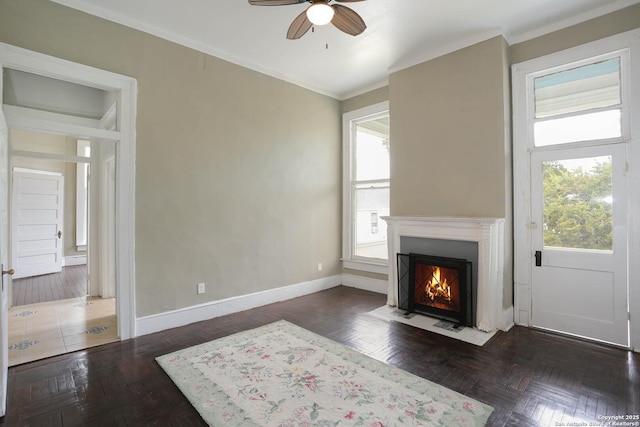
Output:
[8, 296, 118, 367]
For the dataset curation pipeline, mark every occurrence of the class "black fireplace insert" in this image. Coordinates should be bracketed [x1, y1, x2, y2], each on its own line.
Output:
[397, 253, 473, 326]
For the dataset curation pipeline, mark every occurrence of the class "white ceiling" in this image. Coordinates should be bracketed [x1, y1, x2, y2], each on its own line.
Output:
[51, 0, 640, 100]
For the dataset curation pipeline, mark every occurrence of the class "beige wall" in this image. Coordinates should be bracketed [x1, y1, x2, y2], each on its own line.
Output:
[389, 36, 510, 218]
[341, 86, 389, 114]
[510, 3, 640, 65]
[0, 0, 342, 317]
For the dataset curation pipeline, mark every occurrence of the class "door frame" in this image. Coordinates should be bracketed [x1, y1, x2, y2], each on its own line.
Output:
[0, 42, 137, 340]
[95, 152, 117, 299]
[0, 101, 9, 417]
[512, 28, 640, 351]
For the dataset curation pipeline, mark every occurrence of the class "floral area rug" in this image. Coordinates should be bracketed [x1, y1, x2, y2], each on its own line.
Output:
[156, 320, 493, 426]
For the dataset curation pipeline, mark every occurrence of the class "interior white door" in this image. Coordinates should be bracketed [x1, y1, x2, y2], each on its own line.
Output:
[530, 143, 628, 346]
[0, 107, 11, 416]
[11, 169, 64, 279]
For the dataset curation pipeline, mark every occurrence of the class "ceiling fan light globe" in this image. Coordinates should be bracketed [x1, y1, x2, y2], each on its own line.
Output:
[306, 3, 334, 26]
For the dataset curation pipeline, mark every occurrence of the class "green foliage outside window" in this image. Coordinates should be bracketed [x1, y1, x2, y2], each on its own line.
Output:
[543, 160, 612, 250]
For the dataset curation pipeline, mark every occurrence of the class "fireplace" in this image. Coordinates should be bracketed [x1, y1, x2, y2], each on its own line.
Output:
[398, 253, 473, 326]
[383, 216, 507, 332]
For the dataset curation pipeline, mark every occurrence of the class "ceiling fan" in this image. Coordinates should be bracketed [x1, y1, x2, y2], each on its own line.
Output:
[248, 0, 367, 40]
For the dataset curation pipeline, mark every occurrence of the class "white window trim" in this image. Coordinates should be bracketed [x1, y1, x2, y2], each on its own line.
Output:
[342, 101, 389, 275]
[512, 28, 640, 351]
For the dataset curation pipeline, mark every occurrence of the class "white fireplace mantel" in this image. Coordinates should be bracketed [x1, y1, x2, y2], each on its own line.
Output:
[382, 216, 506, 332]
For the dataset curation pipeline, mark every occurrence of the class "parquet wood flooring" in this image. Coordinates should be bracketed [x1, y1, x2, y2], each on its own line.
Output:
[3, 286, 638, 426]
[12, 265, 87, 306]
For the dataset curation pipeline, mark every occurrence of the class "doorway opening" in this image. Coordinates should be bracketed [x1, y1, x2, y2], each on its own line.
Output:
[7, 128, 118, 365]
[0, 44, 137, 373]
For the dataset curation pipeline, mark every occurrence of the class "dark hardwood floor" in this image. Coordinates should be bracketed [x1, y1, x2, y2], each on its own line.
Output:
[12, 265, 87, 306]
[4, 286, 638, 426]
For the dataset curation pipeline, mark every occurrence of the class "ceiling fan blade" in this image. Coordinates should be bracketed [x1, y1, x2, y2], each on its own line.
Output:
[287, 9, 313, 39]
[248, 0, 307, 5]
[331, 4, 366, 36]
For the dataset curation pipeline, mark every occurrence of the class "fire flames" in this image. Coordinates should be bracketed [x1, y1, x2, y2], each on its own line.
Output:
[414, 264, 460, 312]
[425, 267, 452, 303]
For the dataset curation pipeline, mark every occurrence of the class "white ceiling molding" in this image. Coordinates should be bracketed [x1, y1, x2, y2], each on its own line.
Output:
[49, 0, 640, 100]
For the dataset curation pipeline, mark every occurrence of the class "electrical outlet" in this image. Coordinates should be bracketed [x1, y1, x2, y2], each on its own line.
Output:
[317, 262, 323, 272]
[197, 282, 205, 294]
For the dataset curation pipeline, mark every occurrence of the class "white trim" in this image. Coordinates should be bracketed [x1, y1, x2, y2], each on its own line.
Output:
[0, 93, 9, 418]
[342, 260, 387, 275]
[512, 28, 640, 351]
[100, 102, 117, 131]
[502, 306, 515, 332]
[10, 150, 91, 164]
[3, 105, 120, 140]
[0, 42, 137, 340]
[11, 167, 61, 176]
[508, 0, 640, 45]
[75, 140, 90, 248]
[3, 105, 102, 130]
[99, 155, 116, 299]
[341, 273, 387, 294]
[136, 275, 342, 336]
[63, 255, 87, 266]
[342, 101, 390, 273]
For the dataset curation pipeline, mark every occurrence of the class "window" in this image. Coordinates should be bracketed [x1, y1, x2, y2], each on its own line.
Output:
[342, 101, 390, 273]
[531, 54, 626, 147]
[542, 156, 613, 251]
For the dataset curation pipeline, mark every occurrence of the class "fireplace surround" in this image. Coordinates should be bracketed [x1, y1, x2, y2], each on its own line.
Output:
[383, 216, 507, 332]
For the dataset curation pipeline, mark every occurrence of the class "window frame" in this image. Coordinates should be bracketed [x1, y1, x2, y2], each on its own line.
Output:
[526, 49, 630, 149]
[342, 101, 390, 274]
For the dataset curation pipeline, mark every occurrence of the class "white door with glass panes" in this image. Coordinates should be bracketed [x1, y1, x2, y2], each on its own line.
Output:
[515, 47, 632, 347]
[531, 145, 628, 346]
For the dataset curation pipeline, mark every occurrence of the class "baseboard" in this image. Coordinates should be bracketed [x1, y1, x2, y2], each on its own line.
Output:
[501, 306, 515, 332]
[136, 275, 342, 336]
[63, 255, 87, 267]
[341, 273, 387, 294]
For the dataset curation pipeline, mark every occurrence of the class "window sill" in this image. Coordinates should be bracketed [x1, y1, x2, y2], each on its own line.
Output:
[342, 259, 388, 275]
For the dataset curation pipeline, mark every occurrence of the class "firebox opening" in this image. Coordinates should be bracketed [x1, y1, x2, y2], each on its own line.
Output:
[414, 263, 461, 312]
[398, 253, 473, 327]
